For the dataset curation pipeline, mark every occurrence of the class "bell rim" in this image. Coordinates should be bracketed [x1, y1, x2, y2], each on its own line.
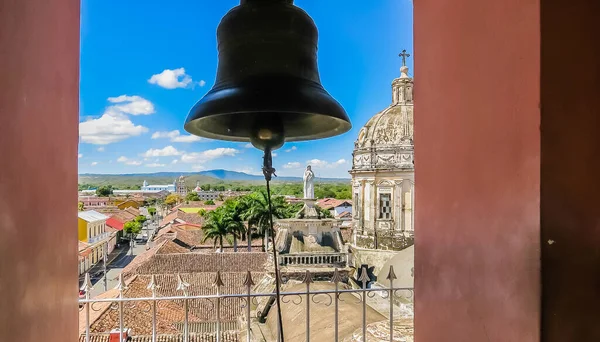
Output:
[184, 111, 352, 143]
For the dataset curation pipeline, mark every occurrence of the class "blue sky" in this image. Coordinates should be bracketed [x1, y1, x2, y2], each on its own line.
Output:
[78, 0, 413, 178]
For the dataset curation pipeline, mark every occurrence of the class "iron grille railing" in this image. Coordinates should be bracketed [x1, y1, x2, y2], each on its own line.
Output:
[278, 253, 348, 266]
[79, 266, 413, 342]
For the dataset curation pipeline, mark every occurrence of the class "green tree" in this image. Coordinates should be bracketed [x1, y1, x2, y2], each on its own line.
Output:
[123, 221, 141, 239]
[316, 205, 333, 218]
[201, 184, 212, 191]
[78, 202, 85, 211]
[198, 208, 207, 217]
[96, 185, 113, 197]
[135, 215, 147, 224]
[148, 207, 156, 216]
[202, 210, 230, 251]
[243, 191, 287, 252]
[283, 202, 303, 218]
[186, 192, 200, 201]
[223, 198, 249, 252]
[165, 194, 181, 208]
[204, 200, 216, 205]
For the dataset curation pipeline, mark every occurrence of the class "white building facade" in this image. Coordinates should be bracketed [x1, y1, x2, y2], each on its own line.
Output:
[350, 64, 414, 251]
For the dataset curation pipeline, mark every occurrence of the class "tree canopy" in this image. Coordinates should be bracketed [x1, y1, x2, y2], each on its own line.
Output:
[165, 194, 181, 207]
[123, 221, 141, 237]
[186, 192, 200, 201]
[96, 185, 113, 197]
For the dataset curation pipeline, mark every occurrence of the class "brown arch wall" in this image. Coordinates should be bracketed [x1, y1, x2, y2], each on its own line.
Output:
[415, 0, 600, 341]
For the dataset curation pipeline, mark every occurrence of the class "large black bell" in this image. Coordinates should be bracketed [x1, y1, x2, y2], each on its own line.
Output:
[184, 0, 351, 150]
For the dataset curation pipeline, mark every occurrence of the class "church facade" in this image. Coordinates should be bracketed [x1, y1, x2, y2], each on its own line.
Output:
[350, 61, 414, 251]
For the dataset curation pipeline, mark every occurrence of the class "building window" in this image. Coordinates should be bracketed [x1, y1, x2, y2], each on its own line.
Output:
[379, 193, 392, 219]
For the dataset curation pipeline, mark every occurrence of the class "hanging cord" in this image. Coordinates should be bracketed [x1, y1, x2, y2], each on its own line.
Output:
[262, 147, 285, 342]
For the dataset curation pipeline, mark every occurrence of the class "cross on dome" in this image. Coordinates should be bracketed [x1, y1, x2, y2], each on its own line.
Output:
[399, 49, 411, 67]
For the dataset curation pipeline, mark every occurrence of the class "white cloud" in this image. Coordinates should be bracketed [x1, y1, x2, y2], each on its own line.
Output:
[148, 68, 197, 89]
[152, 130, 203, 143]
[199, 80, 206, 87]
[272, 153, 278, 157]
[171, 159, 178, 164]
[141, 146, 182, 157]
[145, 163, 166, 167]
[283, 162, 302, 169]
[79, 95, 153, 145]
[306, 158, 349, 169]
[79, 109, 148, 145]
[285, 146, 297, 152]
[181, 148, 239, 163]
[78, 154, 83, 159]
[91, 162, 98, 166]
[192, 165, 206, 171]
[244, 143, 253, 149]
[117, 156, 142, 166]
[97, 147, 105, 152]
[107, 95, 155, 115]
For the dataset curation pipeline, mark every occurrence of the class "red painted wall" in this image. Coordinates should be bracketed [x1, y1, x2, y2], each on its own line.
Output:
[541, 0, 600, 340]
[0, 1, 80, 341]
[414, 0, 541, 341]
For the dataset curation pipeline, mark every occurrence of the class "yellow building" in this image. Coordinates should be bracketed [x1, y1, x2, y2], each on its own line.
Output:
[77, 210, 112, 269]
[116, 199, 141, 210]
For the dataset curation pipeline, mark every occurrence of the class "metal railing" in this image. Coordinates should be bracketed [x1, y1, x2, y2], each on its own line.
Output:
[79, 266, 413, 342]
[278, 253, 348, 266]
[88, 232, 111, 244]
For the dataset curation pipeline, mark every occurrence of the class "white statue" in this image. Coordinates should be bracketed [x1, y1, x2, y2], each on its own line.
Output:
[303, 165, 315, 199]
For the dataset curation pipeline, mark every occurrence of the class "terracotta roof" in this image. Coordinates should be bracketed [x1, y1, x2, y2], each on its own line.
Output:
[157, 239, 191, 254]
[125, 206, 141, 217]
[82, 273, 259, 338]
[154, 226, 204, 248]
[155, 225, 262, 250]
[79, 333, 238, 342]
[317, 198, 352, 210]
[111, 210, 137, 223]
[123, 251, 267, 279]
[121, 240, 168, 278]
[338, 211, 353, 219]
[106, 217, 124, 231]
[160, 210, 205, 227]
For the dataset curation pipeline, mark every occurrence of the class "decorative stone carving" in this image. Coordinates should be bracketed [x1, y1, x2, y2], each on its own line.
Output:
[350, 61, 415, 251]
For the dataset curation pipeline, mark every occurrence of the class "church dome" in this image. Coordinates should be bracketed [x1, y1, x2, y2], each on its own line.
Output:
[351, 65, 414, 172]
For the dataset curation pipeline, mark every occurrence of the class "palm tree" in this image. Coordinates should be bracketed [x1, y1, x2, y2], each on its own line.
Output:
[243, 191, 287, 252]
[201, 210, 230, 251]
[223, 199, 250, 252]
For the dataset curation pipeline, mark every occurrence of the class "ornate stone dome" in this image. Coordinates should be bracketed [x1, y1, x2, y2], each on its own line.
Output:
[351, 65, 414, 172]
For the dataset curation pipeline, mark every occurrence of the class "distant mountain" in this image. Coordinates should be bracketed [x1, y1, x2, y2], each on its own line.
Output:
[78, 169, 349, 187]
[198, 169, 263, 181]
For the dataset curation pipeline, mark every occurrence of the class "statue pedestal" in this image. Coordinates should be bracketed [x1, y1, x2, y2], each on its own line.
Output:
[296, 198, 319, 219]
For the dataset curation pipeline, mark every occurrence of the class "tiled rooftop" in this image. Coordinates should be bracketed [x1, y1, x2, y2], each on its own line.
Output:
[79, 332, 239, 342]
[123, 252, 268, 278]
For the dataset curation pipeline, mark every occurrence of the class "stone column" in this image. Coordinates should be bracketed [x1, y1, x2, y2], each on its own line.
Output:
[403, 191, 412, 234]
[394, 180, 404, 232]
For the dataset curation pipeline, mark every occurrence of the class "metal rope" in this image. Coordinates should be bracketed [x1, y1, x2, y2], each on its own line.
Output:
[262, 148, 285, 342]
